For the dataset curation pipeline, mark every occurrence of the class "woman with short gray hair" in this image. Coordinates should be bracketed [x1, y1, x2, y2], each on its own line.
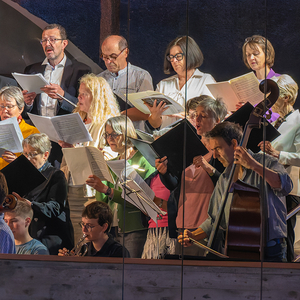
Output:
[0, 86, 39, 170]
[12, 133, 74, 254]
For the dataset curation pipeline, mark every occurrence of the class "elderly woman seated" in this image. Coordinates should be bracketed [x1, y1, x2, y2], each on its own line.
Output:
[12, 133, 74, 254]
[0, 86, 39, 170]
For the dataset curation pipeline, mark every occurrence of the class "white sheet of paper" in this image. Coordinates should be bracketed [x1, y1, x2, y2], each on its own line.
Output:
[12, 72, 49, 94]
[0, 117, 23, 154]
[207, 72, 263, 112]
[28, 113, 92, 144]
[127, 90, 184, 115]
[62, 146, 113, 185]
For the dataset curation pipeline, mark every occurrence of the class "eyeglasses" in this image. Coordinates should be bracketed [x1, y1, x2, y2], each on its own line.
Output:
[244, 37, 265, 44]
[187, 112, 197, 120]
[0, 104, 17, 110]
[166, 53, 184, 62]
[103, 132, 121, 140]
[22, 152, 40, 159]
[40, 38, 64, 45]
[101, 48, 127, 61]
[79, 221, 100, 231]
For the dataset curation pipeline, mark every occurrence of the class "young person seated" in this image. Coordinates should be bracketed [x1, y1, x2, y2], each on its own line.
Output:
[4, 200, 49, 255]
[58, 201, 130, 257]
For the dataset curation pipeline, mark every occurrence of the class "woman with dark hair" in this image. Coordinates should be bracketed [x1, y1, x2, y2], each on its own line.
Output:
[157, 36, 216, 128]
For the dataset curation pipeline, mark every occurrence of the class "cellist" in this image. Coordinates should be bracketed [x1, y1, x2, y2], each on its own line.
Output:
[178, 121, 293, 262]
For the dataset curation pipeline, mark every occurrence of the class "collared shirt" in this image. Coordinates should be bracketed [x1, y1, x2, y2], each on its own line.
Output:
[41, 54, 67, 117]
[98, 62, 153, 102]
[156, 69, 216, 128]
[200, 151, 292, 251]
[98, 63, 153, 131]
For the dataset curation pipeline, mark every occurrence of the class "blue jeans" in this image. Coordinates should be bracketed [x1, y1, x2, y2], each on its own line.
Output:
[264, 239, 287, 262]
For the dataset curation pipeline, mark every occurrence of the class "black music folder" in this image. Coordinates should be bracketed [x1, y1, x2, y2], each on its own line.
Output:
[225, 102, 280, 153]
[1, 155, 46, 196]
[130, 119, 208, 176]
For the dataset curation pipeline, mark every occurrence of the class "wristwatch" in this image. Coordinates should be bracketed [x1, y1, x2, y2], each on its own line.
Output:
[105, 187, 112, 196]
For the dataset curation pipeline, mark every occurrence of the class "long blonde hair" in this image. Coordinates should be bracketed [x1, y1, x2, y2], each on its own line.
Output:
[73, 73, 120, 124]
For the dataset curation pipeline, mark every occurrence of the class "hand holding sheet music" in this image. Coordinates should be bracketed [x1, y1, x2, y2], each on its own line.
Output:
[0, 117, 23, 156]
[12, 72, 49, 94]
[28, 112, 92, 144]
[127, 90, 184, 115]
[62, 146, 114, 186]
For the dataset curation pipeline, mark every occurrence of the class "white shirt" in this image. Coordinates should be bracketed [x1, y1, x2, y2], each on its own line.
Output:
[156, 69, 216, 128]
[272, 110, 300, 196]
[41, 55, 67, 117]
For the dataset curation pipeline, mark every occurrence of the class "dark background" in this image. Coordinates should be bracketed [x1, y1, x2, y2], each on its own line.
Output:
[7, 0, 300, 106]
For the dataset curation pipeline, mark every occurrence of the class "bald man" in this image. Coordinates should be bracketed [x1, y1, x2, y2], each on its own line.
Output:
[98, 35, 158, 131]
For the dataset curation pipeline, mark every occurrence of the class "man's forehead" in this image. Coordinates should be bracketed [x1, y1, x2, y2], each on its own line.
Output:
[102, 39, 121, 53]
[209, 136, 227, 148]
[42, 28, 61, 38]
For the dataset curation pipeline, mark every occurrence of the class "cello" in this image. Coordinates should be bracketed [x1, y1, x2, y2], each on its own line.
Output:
[204, 79, 280, 260]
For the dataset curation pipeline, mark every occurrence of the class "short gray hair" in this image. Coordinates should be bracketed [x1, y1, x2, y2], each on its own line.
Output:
[22, 133, 52, 155]
[0, 86, 24, 110]
[197, 96, 228, 122]
[103, 115, 137, 147]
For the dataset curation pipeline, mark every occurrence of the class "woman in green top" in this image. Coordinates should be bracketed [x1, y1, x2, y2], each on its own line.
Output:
[86, 116, 155, 258]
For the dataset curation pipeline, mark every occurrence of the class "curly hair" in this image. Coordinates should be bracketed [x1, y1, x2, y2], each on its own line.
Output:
[73, 73, 120, 125]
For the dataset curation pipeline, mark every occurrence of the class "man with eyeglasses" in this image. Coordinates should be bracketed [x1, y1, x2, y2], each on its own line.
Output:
[98, 35, 156, 132]
[22, 23, 91, 165]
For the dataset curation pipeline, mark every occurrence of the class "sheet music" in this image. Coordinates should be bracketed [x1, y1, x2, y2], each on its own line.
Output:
[62, 146, 113, 185]
[12, 72, 49, 94]
[207, 72, 263, 112]
[0, 117, 23, 155]
[127, 90, 184, 115]
[28, 112, 92, 144]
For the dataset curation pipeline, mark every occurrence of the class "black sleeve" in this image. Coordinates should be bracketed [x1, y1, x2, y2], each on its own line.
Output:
[30, 171, 68, 219]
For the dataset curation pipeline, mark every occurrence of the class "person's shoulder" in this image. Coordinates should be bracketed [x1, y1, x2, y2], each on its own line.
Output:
[66, 57, 91, 72]
[106, 236, 130, 257]
[24, 62, 44, 73]
[129, 64, 151, 76]
[97, 69, 110, 78]
[30, 239, 49, 254]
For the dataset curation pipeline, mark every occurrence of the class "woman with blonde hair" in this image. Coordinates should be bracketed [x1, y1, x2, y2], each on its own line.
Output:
[60, 73, 120, 242]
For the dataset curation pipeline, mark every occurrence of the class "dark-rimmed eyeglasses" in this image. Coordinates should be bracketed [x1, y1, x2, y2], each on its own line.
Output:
[79, 221, 100, 231]
[101, 48, 127, 62]
[166, 53, 184, 62]
[40, 38, 64, 45]
[103, 132, 121, 140]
